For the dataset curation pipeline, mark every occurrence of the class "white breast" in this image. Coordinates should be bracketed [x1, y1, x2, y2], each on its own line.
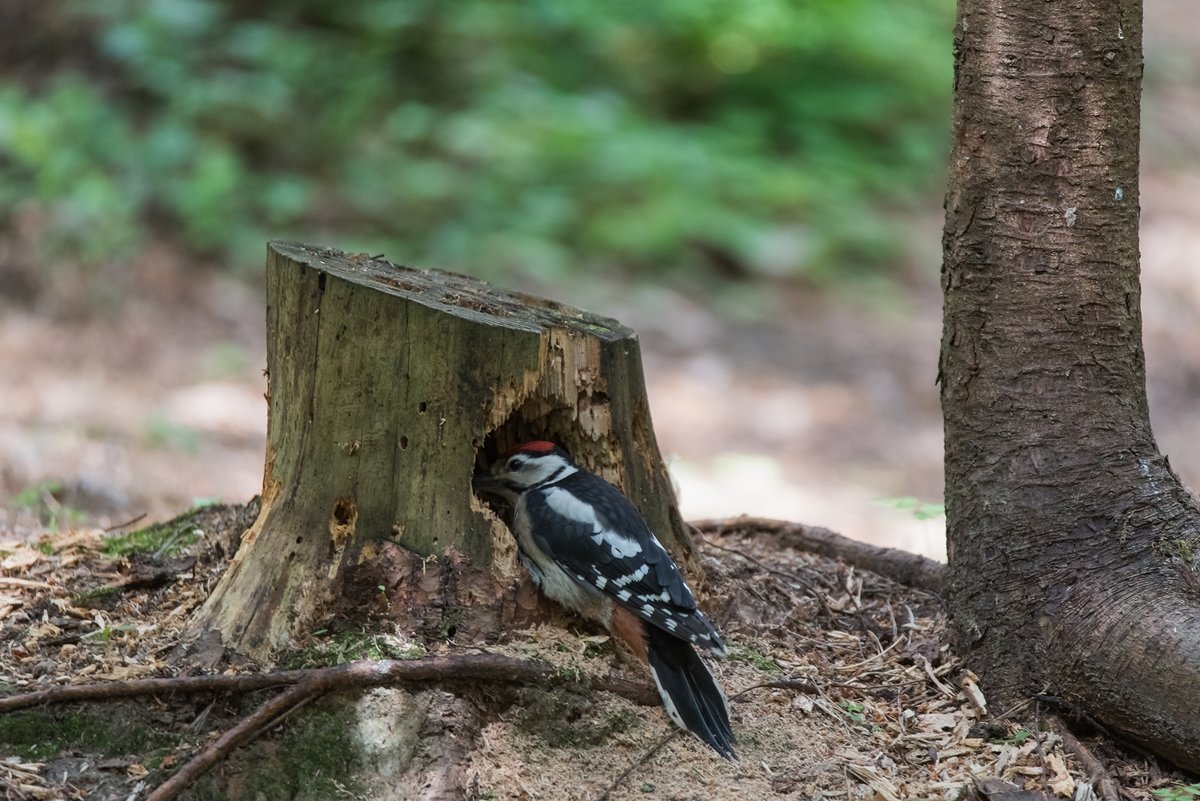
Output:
[514, 499, 611, 625]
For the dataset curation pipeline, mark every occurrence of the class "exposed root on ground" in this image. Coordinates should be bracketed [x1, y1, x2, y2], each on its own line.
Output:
[0, 653, 657, 714]
[693, 515, 947, 593]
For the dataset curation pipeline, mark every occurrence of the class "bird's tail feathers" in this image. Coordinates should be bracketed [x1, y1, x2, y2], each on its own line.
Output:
[646, 625, 737, 759]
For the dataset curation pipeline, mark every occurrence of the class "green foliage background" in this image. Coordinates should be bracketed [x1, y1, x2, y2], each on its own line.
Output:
[0, 0, 952, 283]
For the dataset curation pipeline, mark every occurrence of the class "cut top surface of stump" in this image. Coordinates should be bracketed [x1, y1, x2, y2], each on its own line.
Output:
[274, 241, 629, 339]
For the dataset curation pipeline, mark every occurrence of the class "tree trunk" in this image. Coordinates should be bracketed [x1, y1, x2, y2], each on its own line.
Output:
[941, 0, 1200, 770]
[190, 242, 691, 661]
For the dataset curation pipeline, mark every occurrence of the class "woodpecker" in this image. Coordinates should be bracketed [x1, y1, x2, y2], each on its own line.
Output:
[474, 441, 736, 759]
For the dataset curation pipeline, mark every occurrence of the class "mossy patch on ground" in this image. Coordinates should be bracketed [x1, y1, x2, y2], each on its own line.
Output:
[0, 695, 363, 800]
[184, 702, 362, 801]
[0, 705, 177, 762]
[102, 508, 207, 557]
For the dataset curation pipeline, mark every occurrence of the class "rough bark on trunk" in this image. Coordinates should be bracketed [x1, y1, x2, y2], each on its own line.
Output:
[941, 0, 1200, 770]
[189, 242, 690, 661]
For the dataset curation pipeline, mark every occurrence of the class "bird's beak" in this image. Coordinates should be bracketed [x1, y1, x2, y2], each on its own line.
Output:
[473, 471, 518, 505]
[471, 473, 504, 497]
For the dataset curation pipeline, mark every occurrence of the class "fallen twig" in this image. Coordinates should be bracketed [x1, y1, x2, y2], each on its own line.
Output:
[146, 679, 319, 801]
[693, 516, 947, 594]
[0, 652, 658, 714]
[731, 678, 822, 700]
[104, 513, 149, 533]
[593, 730, 678, 801]
[730, 677, 918, 701]
[1051, 716, 1126, 801]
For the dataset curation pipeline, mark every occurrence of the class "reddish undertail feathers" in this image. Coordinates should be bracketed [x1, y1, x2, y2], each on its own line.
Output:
[475, 441, 737, 758]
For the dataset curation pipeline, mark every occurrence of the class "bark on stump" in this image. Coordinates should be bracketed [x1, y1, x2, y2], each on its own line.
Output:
[190, 242, 691, 660]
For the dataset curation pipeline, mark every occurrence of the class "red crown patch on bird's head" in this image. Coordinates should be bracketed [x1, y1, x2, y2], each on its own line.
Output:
[500, 440, 560, 460]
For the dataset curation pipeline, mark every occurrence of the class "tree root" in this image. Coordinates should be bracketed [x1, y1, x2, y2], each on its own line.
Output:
[396, 691, 481, 801]
[0, 652, 659, 800]
[0, 652, 658, 714]
[692, 516, 947, 594]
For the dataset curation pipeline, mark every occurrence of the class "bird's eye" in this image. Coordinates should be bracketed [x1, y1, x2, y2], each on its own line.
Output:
[507, 456, 525, 471]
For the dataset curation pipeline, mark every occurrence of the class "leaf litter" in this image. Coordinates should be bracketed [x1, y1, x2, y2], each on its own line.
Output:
[0, 506, 1191, 800]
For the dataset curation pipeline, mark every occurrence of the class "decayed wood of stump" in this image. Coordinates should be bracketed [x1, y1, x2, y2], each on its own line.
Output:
[190, 242, 690, 659]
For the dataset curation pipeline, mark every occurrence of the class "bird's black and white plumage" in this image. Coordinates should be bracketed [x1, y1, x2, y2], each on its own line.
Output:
[475, 441, 736, 759]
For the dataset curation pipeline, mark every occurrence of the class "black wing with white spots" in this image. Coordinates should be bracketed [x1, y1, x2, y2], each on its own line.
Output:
[522, 470, 726, 654]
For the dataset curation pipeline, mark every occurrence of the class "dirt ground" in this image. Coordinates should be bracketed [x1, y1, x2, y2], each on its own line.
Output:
[1, 508, 1185, 801]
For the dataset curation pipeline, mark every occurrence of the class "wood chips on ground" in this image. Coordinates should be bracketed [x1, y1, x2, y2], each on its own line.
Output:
[0, 506, 1188, 800]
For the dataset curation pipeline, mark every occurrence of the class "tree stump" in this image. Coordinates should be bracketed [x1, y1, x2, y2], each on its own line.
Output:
[189, 242, 691, 660]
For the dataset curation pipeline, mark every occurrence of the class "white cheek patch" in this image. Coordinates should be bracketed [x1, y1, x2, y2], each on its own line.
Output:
[544, 487, 643, 558]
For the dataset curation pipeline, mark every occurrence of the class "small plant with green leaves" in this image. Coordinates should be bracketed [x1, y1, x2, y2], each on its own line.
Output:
[88, 621, 142, 643]
[840, 700, 866, 724]
[579, 634, 613, 659]
[727, 645, 782, 673]
[993, 728, 1033, 746]
[554, 664, 586, 684]
[1152, 785, 1200, 801]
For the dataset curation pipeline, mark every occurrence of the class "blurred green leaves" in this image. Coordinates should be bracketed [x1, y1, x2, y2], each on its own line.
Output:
[0, 0, 952, 282]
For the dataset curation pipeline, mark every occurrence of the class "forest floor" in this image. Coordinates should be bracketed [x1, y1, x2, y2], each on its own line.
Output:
[1, 506, 1187, 801]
